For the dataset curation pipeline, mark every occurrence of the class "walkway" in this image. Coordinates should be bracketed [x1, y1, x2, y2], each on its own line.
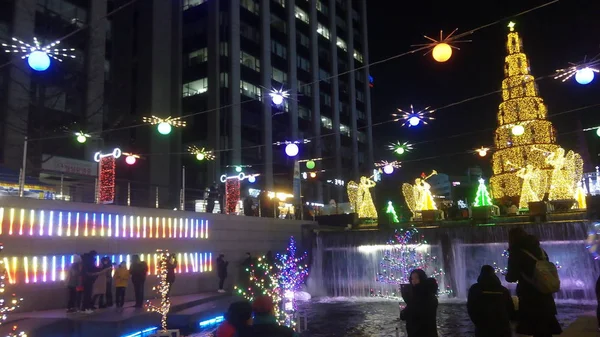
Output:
[562, 312, 598, 337]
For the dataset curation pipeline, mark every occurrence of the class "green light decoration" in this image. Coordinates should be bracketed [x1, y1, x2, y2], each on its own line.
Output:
[386, 201, 399, 223]
[306, 160, 315, 170]
[474, 178, 493, 207]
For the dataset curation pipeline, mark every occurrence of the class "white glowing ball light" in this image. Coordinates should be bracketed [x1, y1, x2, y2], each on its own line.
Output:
[157, 122, 172, 135]
[575, 67, 595, 85]
[596, 128, 600, 138]
[270, 88, 290, 106]
[248, 175, 256, 183]
[408, 116, 421, 126]
[285, 143, 299, 157]
[125, 155, 137, 165]
[383, 165, 394, 175]
[511, 125, 525, 136]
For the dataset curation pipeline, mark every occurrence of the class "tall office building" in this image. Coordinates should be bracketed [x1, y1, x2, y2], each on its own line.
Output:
[181, 0, 373, 203]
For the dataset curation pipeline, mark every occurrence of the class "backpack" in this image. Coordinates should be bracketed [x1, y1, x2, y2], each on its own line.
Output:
[521, 248, 560, 294]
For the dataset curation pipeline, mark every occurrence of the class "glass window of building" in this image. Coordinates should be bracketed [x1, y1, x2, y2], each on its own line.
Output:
[298, 80, 311, 96]
[297, 32, 309, 47]
[297, 56, 310, 72]
[316, 0, 328, 15]
[340, 124, 351, 137]
[272, 67, 287, 83]
[220, 73, 229, 87]
[295, 6, 309, 24]
[240, 22, 259, 42]
[352, 9, 360, 22]
[271, 14, 287, 33]
[240, 81, 263, 100]
[354, 50, 364, 63]
[183, 78, 208, 97]
[321, 116, 333, 129]
[188, 48, 208, 65]
[183, 0, 207, 10]
[274, 0, 285, 7]
[271, 41, 287, 59]
[317, 23, 330, 40]
[241, 51, 260, 72]
[336, 15, 346, 30]
[220, 42, 228, 56]
[241, 0, 259, 14]
[320, 93, 331, 106]
[356, 90, 364, 102]
[357, 109, 365, 120]
[336, 37, 347, 52]
[357, 131, 366, 143]
[319, 68, 331, 83]
[299, 106, 312, 120]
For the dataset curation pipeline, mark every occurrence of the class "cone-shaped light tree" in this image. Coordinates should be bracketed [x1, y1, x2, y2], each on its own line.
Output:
[474, 178, 493, 207]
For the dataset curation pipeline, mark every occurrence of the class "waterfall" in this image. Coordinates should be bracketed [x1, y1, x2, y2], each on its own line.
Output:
[306, 233, 326, 297]
[308, 222, 599, 302]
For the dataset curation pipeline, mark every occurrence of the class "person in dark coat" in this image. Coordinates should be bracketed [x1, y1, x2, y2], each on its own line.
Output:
[166, 254, 177, 296]
[217, 254, 229, 293]
[81, 251, 100, 313]
[505, 227, 562, 337]
[237, 295, 298, 337]
[130, 254, 149, 308]
[596, 274, 600, 330]
[400, 269, 438, 337]
[467, 265, 515, 337]
[215, 301, 253, 337]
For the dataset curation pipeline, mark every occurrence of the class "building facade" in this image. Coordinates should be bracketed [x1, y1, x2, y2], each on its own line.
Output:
[181, 0, 374, 203]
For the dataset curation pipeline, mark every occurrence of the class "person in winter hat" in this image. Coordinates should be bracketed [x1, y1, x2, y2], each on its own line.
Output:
[400, 269, 438, 337]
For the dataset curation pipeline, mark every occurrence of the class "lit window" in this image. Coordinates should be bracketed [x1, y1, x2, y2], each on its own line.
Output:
[240, 81, 263, 100]
[353, 50, 364, 63]
[317, 23, 330, 40]
[336, 37, 347, 52]
[183, 78, 208, 97]
[220, 42, 228, 56]
[183, 0, 207, 10]
[321, 116, 333, 129]
[188, 48, 207, 65]
[240, 0, 259, 14]
[316, 0, 328, 15]
[357, 131, 366, 143]
[299, 106, 312, 120]
[340, 124, 351, 137]
[295, 6, 309, 24]
[274, 0, 285, 7]
[220, 73, 229, 88]
[241, 51, 260, 72]
[272, 67, 287, 83]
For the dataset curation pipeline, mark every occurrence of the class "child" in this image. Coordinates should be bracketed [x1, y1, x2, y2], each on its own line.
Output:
[66, 254, 83, 313]
[114, 261, 129, 311]
[467, 265, 515, 337]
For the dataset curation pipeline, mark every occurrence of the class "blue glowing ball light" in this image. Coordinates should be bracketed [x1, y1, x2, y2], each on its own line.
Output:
[575, 68, 595, 85]
[408, 116, 421, 127]
[27, 51, 51, 72]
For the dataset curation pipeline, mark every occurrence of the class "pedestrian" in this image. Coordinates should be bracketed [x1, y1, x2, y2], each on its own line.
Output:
[81, 251, 99, 313]
[166, 254, 177, 296]
[400, 269, 438, 337]
[237, 295, 298, 337]
[215, 301, 253, 337]
[114, 261, 129, 312]
[130, 254, 149, 308]
[596, 273, 600, 331]
[66, 254, 83, 313]
[101, 256, 114, 307]
[505, 227, 562, 337]
[217, 254, 228, 293]
[92, 262, 111, 309]
[467, 265, 515, 337]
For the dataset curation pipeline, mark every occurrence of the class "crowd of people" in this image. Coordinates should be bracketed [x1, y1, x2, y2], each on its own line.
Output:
[398, 227, 562, 337]
[65, 251, 177, 314]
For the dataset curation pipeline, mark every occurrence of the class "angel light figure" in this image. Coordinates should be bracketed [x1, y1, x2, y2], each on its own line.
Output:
[516, 164, 544, 209]
[402, 171, 437, 218]
[347, 176, 378, 219]
[546, 148, 583, 201]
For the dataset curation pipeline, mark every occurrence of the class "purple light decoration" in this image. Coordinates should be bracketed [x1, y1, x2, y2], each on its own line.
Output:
[276, 236, 309, 293]
[383, 164, 394, 175]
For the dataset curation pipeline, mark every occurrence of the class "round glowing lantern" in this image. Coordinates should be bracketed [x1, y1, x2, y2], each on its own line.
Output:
[310, 172, 317, 178]
[196, 153, 205, 161]
[306, 160, 316, 170]
[271, 93, 284, 105]
[125, 155, 137, 165]
[235, 166, 243, 173]
[408, 116, 421, 127]
[248, 175, 256, 183]
[28, 51, 51, 71]
[395, 147, 405, 155]
[575, 68, 595, 85]
[76, 134, 87, 143]
[383, 165, 394, 175]
[285, 143, 299, 157]
[596, 128, 600, 138]
[511, 125, 525, 136]
[157, 122, 172, 135]
[432, 43, 452, 63]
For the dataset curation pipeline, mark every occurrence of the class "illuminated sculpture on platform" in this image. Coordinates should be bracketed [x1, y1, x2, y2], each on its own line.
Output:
[545, 147, 583, 201]
[402, 171, 437, 217]
[347, 176, 377, 219]
[94, 148, 121, 204]
[490, 22, 583, 203]
[514, 164, 545, 209]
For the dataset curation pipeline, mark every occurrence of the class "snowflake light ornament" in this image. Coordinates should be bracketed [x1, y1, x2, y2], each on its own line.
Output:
[269, 88, 290, 106]
[2, 37, 75, 71]
[554, 55, 600, 85]
[392, 105, 435, 127]
[388, 141, 414, 155]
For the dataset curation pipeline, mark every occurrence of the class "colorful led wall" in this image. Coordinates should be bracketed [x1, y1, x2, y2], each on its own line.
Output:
[0, 207, 209, 239]
[2, 251, 212, 285]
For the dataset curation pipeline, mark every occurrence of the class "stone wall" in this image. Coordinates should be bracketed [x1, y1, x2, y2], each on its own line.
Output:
[0, 197, 315, 311]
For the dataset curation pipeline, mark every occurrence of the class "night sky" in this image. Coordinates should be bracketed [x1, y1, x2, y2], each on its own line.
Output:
[365, 0, 600, 188]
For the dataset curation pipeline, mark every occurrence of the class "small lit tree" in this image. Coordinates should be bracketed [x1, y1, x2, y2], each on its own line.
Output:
[386, 201, 400, 223]
[146, 250, 171, 332]
[276, 236, 309, 329]
[0, 244, 26, 337]
[474, 178, 493, 207]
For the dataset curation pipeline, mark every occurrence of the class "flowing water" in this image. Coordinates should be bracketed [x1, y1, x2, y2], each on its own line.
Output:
[308, 221, 599, 302]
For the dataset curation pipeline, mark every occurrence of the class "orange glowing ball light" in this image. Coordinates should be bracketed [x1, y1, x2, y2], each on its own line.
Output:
[432, 43, 452, 62]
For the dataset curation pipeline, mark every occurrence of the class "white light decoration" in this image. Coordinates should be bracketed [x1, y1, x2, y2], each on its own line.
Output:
[143, 116, 187, 135]
[269, 88, 290, 105]
[391, 105, 435, 127]
[383, 165, 394, 174]
[511, 124, 525, 136]
[74, 131, 91, 144]
[123, 152, 140, 165]
[475, 147, 490, 157]
[94, 148, 122, 162]
[248, 175, 256, 183]
[554, 55, 599, 85]
[285, 143, 299, 157]
[375, 160, 401, 175]
[2, 37, 76, 71]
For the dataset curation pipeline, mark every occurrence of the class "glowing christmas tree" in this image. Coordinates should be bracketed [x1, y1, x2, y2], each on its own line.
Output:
[490, 22, 561, 200]
[234, 256, 282, 321]
[386, 201, 400, 222]
[373, 229, 450, 297]
[276, 236, 309, 329]
[146, 250, 171, 332]
[474, 178, 493, 207]
[0, 244, 26, 337]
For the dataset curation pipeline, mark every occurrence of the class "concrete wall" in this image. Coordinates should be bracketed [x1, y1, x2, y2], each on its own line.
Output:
[0, 197, 315, 311]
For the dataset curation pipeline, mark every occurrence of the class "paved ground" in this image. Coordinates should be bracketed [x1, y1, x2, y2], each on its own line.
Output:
[562, 312, 599, 337]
